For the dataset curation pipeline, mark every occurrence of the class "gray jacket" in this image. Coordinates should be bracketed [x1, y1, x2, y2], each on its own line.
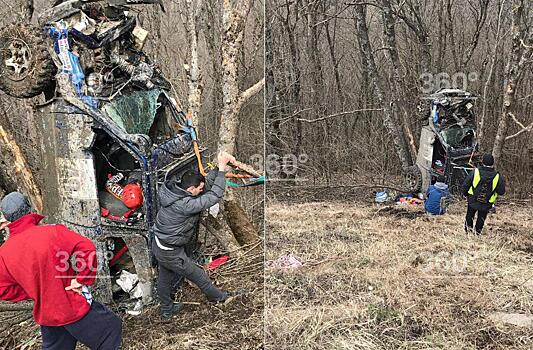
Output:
[153, 170, 226, 247]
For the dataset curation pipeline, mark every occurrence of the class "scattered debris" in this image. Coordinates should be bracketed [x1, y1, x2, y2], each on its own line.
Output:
[395, 194, 423, 206]
[116, 270, 143, 299]
[489, 312, 533, 327]
[266, 254, 304, 269]
[207, 255, 229, 270]
[375, 191, 388, 203]
[115, 270, 143, 316]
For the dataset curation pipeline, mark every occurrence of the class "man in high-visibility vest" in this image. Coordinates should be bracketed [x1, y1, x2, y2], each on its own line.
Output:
[462, 154, 506, 234]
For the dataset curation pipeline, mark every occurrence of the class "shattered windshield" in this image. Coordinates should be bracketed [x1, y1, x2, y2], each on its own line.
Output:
[103, 89, 162, 134]
[440, 127, 475, 149]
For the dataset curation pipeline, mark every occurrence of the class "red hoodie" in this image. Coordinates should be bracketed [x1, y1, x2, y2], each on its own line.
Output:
[0, 214, 97, 326]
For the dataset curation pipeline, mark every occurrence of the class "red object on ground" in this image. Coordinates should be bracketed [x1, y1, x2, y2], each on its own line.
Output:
[109, 245, 129, 267]
[207, 255, 229, 270]
[122, 183, 143, 209]
[0, 214, 96, 326]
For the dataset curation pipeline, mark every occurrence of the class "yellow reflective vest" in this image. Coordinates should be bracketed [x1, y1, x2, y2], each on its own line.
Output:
[467, 168, 500, 203]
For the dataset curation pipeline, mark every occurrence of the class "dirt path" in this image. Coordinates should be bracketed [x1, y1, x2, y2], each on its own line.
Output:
[265, 200, 533, 349]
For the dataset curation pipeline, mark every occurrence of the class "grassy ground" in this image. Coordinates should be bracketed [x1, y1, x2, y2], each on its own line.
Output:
[0, 248, 263, 350]
[265, 199, 533, 349]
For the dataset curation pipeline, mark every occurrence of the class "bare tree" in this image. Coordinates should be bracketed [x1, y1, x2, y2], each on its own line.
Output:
[492, 0, 532, 164]
[266, 0, 532, 195]
[354, 3, 412, 170]
[217, 0, 264, 246]
[218, 0, 264, 154]
[478, 0, 507, 145]
[381, 0, 417, 159]
[184, 0, 204, 125]
[395, 0, 432, 74]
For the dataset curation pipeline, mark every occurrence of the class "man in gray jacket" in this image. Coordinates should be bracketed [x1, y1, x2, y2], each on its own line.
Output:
[152, 152, 235, 319]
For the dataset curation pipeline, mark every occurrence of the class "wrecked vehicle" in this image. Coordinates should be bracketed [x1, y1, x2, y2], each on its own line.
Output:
[411, 89, 480, 194]
[0, 0, 202, 309]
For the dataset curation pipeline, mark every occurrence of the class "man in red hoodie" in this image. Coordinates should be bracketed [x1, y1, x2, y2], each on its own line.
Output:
[0, 192, 122, 349]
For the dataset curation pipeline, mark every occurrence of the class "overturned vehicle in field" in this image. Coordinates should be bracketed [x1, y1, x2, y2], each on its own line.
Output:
[411, 89, 480, 194]
[0, 0, 202, 308]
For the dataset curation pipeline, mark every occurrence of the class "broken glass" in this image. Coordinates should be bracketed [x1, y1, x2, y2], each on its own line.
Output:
[103, 89, 162, 135]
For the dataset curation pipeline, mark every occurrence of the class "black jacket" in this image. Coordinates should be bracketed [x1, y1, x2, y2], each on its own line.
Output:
[462, 166, 505, 211]
[153, 169, 226, 247]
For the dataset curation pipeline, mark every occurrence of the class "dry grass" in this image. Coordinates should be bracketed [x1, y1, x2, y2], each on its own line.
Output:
[265, 200, 533, 349]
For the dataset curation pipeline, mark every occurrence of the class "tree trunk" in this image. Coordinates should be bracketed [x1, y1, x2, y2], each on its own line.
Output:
[479, 0, 506, 146]
[218, 0, 264, 247]
[282, 2, 302, 180]
[203, 0, 224, 135]
[325, 19, 343, 104]
[354, 4, 411, 170]
[185, 0, 204, 126]
[219, 0, 247, 154]
[265, 19, 284, 156]
[380, 0, 415, 164]
[0, 124, 43, 212]
[493, 0, 531, 164]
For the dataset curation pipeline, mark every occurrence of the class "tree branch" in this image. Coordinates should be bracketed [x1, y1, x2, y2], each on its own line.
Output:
[297, 108, 383, 123]
[268, 108, 312, 124]
[505, 113, 533, 140]
[239, 78, 265, 105]
[233, 78, 265, 118]
[230, 159, 262, 177]
[0, 301, 33, 312]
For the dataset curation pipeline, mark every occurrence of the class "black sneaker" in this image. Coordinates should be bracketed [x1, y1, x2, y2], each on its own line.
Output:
[209, 289, 248, 305]
[161, 302, 184, 320]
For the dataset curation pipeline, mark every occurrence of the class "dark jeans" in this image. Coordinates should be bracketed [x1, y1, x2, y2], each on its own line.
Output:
[152, 240, 226, 313]
[41, 302, 122, 350]
[465, 205, 489, 234]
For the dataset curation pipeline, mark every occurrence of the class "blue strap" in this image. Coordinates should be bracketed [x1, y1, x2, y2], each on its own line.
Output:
[226, 176, 265, 188]
[181, 119, 198, 140]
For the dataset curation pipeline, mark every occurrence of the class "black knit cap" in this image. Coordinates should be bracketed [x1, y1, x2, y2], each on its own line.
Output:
[0, 192, 31, 222]
[482, 154, 494, 167]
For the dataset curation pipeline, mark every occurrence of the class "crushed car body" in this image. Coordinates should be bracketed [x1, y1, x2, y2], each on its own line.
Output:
[0, 0, 204, 308]
[414, 89, 480, 194]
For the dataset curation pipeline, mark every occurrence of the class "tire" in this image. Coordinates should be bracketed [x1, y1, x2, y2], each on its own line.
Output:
[404, 165, 422, 193]
[0, 24, 56, 98]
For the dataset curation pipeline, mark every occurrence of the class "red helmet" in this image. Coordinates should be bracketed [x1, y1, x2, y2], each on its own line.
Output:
[122, 184, 143, 209]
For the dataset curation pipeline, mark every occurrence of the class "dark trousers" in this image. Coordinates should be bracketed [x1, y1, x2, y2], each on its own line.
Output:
[41, 302, 122, 350]
[465, 205, 489, 234]
[152, 240, 226, 313]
